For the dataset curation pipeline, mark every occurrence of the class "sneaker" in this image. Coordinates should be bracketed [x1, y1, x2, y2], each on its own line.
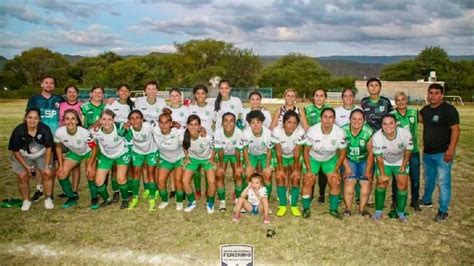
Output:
[419, 200, 433, 208]
[343, 209, 351, 217]
[434, 211, 449, 222]
[31, 189, 44, 202]
[410, 201, 422, 211]
[149, 199, 156, 212]
[100, 198, 111, 208]
[373, 211, 383, 221]
[62, 198, 77, 209]
[219, 200, 226, 211]
[128, 196, 139, 210]
[158, 201, 169, 209]
[21, 200, 32, 211]
[120, 200, 129, 209]
[398, 213, 408, 223]
[232, 213, 241, 222]
[263, 215, 271, 224]
[184, 201, 197, 212]
[44, 198, 54, 209]
[90, 198, 99, 210]
[330, 210, 343, 220]
[195, 191, 202, 200]
[206, 202, 215, 214]
[360, 210, 372, 218]
[303, 208, 311, 218]
[112, 191, 120, 203]
[169, 190, 176, 199]
[276, 206, 287, 217]
[176, 202, 184, 211]
[73, 192, 79, 200]
[142, 189, 150, 199]
[290, 206, 301, 217]
[57, 193, 67, 199]
[318, 196, 325, 203]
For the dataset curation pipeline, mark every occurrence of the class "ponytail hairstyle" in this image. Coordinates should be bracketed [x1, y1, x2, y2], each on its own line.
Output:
[159, 107, 173, 122]
[183, 114, 201, 150]
[283, 109, 300, 125]
[63, 109, 83, 127]
[117, 83, 134, 110]
[214, 79, 230, 112]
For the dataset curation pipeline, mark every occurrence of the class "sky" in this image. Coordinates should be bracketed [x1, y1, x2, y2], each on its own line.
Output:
[0, 0, 473, 59]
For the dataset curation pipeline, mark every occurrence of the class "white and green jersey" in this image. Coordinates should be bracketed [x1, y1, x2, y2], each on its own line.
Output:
[152, 127, 185, 162]
[242, 127, 273, 156]
[391, 107, 419, 153]
[213, 127, 243, 156]
[167, 104, 190, 128]
[134, 96, 166, 123]
[105, 101, 130, 123]
[342, 124, 373, 162]
[188, 102, 214, 135]
[187, 134, 213, 160]
[54, 126, 92, 156]
[90, 124, 128, 159]
[372, 127, 413, 166]
[271, 126, 305, 158]
[335, 105, 361, 127]
[124, 122, 157, 155]
[214, 96, 243, 129]
[305, 123, 347, 161]
[242, 107, 272, 129]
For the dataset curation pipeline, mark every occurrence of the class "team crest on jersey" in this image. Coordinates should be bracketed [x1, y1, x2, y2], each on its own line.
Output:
[432, 115, 439, 122]
[230, 104, 235, 109]
[398, 143, 404, 149]
[77, 140, 81, 144]
[55, 102, 60, 108]
[37, 134, 42, 140]
[379, 106, 385, 112]
[409, 117, 415, 123]
[331, 139, 336, 146]
[114, 137, 119, 142]
[360, 139, 365, 146]
[206, 111, 210, 116]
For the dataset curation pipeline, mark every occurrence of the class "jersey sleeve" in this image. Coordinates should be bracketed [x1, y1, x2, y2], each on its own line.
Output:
[8, 125, 23, 151]
[271, 128, 281, 144]
[372, 132, 383, 156]
[402, 128, 414, 151]
[42, 124, 55, 148]
[235, 131, 244, 151]
[213, 131, 224, 150]
[259, 187, 268, 198]
[54, 128, 62, 143]
[304, 127, 315, 146]
[242, 130, 250, 148]
[447, 105, 460, 126]
[336, 129, 347, 149]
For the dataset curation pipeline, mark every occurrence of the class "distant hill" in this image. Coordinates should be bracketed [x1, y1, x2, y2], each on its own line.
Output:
[319, 60, 383, 78]
[318, 55, 474, 64]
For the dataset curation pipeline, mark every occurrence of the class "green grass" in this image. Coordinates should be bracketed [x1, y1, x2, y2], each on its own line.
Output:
[0, 100, 473, 265]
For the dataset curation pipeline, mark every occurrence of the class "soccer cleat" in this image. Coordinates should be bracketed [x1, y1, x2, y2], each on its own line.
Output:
[112, 191, 120, 203]
[263, 215, 271, 224]
[373, 211, 383, 221]
[31, 189, 44, 202]
[44, 198, 54, 210]
[128, 196, 139, 210]
[195, 191, 202, 200]
[398, 213, 408, 223]
[343, 209, 351, 217]
[21, 200, 32, 211]
[302, 208, 311, 218]
[318, 196, 325, 203]
[176, 202, 184, 211]
[330, 210, 343, 220]
[184, 201, 197, 212]
[90, 198, 99, 210]
[142, 189, 150, 199]
[360, 210, 372, 218]
[290, 207, 301, 217]
[158, 201, 169, 209]
[219, 200, 226, 211]
[206, 202, 215, 214]
[149, 199, 156, 212]
[419, 200, 433, 208]
[73, 192, 79, 200]
[100, 198, 111, 208]
[57, 193, 67, 199]
[410, 202, 422, 212]
[62, 198, 77, 209]
[232, 213, 241, 222]
[276, 206, 287, 217]
[434, 211, 449, 222]
[120, 200, 129, 209]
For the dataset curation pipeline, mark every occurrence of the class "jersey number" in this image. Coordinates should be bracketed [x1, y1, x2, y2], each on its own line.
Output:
[349, 147, 360, 156]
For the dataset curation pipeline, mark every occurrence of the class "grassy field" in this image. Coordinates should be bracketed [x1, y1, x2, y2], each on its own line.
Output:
[0, 99, 473, 265]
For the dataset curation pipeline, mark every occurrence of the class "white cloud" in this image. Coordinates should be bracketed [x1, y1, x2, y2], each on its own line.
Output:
[59, 24, 123, 47]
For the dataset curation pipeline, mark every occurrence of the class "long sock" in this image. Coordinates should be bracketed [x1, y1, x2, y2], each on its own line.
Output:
[397, 190, 408, 214]
[187, 192, 195, 203]
[176, 190, 184, 203]
[97, 184, 109, 200]
[111, 178, 119, 192]
[143, 181, 149, 191]
[193, 171, 202, 191]
[59, 179, 74, 198]
[88, 180, 98, 199]
[235, 185, 243, 198]
[291, 186, 300, 207]
[329, 194, 340, 212]
[148, 182, 157, 199]
[119, 184, 129, 201]
[131, 179, 140, 197]
[127, 177, 132, 192]
[355, 183, 361, 201]
[265, 184, 273, 198]
[375, 188, 386, 211]
[217, 188, 225, 201]
[159, 189, 169, 202]
[207, 196, 215, 205]
[277, 186, 287, 206]
[302, 195, 311, 209]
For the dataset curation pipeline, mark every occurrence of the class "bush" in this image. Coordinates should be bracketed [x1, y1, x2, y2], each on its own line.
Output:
[0, 86, 41, 99]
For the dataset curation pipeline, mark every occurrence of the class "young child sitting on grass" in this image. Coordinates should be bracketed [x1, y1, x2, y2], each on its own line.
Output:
[232, 173, 270, 224]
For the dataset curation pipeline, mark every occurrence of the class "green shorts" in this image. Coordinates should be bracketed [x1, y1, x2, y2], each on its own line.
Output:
[376, 165, 409, 177]
[65, 151, 91, 163]
[309, 155, 338, 175]
[271, 155, 295, 168]
[159, 157, 184, 170]
[185, 157, 214, 171]
[249, 154, 268, 169]
[131, 151, 157, 167]
[97, 152, 131, 170]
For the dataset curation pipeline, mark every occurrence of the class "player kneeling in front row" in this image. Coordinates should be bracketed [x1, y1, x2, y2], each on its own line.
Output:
[232, 173, 270, 224]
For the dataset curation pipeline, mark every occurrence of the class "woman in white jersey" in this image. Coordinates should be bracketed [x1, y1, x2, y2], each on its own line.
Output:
[335, 88, 360, 127]
[182, 115, 217, 213]
[121, 110, 158, 212]
[270, 88, 309, 130]
[90, 109, 131, 210]
[134, 80, 166, 123]
[214, 112, 244, 211]
[372, 114, 413, 222]
[55, 110, 95, 208]
[302, 108, 347, 219]
[167, 88, 190, 128]
[213, 79, 243, 130]
[272, 110, 306, 217]
[241, 91, 272, 129]
[152, 108, 186, 211]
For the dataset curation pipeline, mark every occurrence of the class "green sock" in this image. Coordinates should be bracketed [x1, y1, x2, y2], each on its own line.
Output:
[127, 178, 133, 192]
[148, 182, 157, 199]
[265, 184, 272, 198]
[355, 183, 361, 201]
[111, 178, 119, 192]
[235, 185, 243, 198]
[88, 180, 98, 199]
[176, 190, 184, 203]
[131, 179, 140, 197]
[159, 189, 168, 202]
[143, 181, 149, 191]
[302, 195, 311, 209]
[193, 171, 202, 191]
[329, 194, 340, 212]
[187, 192, 195, 203]
[207, 196, 215, 205]
[119, 184, 129, 200]
[375, 188, 386, 211]
[97, 184, 109, 200]
[59, 179, 74, 198]
[277, 186, 287, 206]
[291, 186, 300, 207]
[396, 190, 408, 214]
[217, 188, 225, 201]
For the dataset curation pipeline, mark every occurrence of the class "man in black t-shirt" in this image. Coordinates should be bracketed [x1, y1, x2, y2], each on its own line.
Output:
[419, 83, 460, 222]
